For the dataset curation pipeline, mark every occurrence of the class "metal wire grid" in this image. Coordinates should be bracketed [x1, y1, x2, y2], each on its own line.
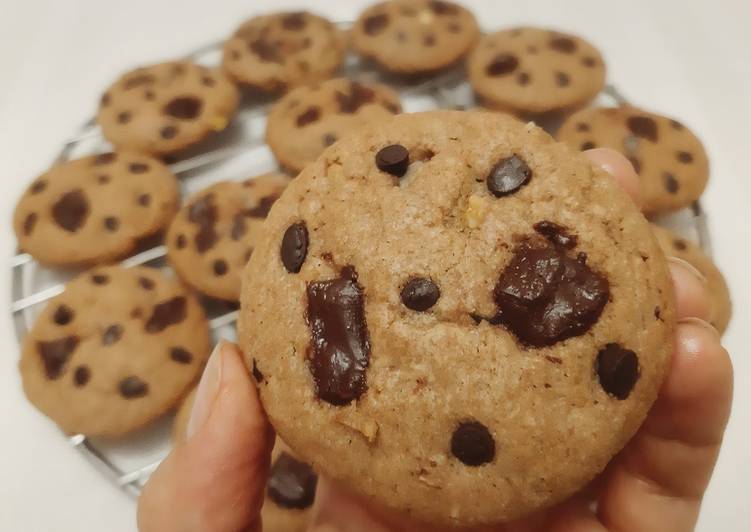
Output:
[9, 34, 713, 497]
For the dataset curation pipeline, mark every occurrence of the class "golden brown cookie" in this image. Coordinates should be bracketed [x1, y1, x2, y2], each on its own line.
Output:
[467, 27, 606, 116]
[222, 11, 347, 93]
[97, 61, 239, 155]
[266, 78, 402, 173]
[166, 174, 290, 301]
[239, 111, 675, 526]
[557, 106, 710, 214]
[20, 266, 210, 438]
[351, 0, 479, 74]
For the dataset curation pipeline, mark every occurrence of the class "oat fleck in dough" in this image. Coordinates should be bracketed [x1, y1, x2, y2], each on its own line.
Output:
[20, 266, 210, 438]
[96, 61, 239, 155]
[467, 27, 606, 116]
[13, 152, 179, 266]
[351, 0, 479, 74]
[167, 173, 291, 301]
[266, 78, 402, 173]
[239, 111, 675, 526]
[222, 11, 347, 93]
[557, 106, 710, 214]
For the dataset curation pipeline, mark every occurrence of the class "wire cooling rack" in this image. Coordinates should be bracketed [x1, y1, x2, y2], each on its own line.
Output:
[9, 31, 713, 497]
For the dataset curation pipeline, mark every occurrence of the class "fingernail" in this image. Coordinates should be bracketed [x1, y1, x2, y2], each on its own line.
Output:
[668, 256, 707, 285]
[187, 340, 226, 439]
[678, 316, 720, 338]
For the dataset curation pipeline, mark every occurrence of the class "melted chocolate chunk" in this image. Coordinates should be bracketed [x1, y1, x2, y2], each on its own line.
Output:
[164, 97, 203, 120]
[170, 347, 193, 364]
[336, 82, 376, 114]
[23, 213, 37, 235]
[363, 13, 389, 35]
[401, 278, 440, 311]
[451, 421, 495, 466]
[281, 222, 309, 273]
[102, 324, 124, 345]
[189, 194, 219, 253]
[119, 376, 149, 398]
[246, 194, 280, 218]
[73, 365, 90, 387]
[53, 305, 74, 326]
[493, 241, 609, 346]
[281, 12, 307, 30]
[252, 359, 264, 382]
[596, 343, 639, 399]
[627, 116, 658, 143]
[267, 452, 318, 509]
[213, 259, 228, 276]
[249, 38, 282, 63]
[487, 155, 531, 197]
[486, 53, 519, 76]
[145, 296, 187, 333]
[533, 221, 578, 249]
[296, 106, 321, 127]
[549, 36, 577, 53]
[375, 144, 409, 177]
[52, 189, 89, 232]
[38, 336, 79, 379]
[306, 267, 370, 406]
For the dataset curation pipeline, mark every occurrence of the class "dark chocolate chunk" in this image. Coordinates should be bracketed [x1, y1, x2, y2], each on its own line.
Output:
[23, 213, 37, 235]
[104, 216, 119, 231]
[375, 144, 409, 177]
[296, 106, 321, 127]
[163, 97, 203, 120]
[176, 234, 187, 249]
[129, 162, 149, 173]
[306, 267, 370, 406]
[664, 173, 680, 194]
[38, 336, 79, 379]
[486, 53, 519, 76]
[102, 324, 123, 345]
[549, 36, 577, 53]
[138, 193, 151, 207]
[73, 365, 90, 387]
[363, 13, 389, 35]
[677, 151, 693, 164]
[195, 225, 218, 253]
[119, 376, 149, 399]
[170, 347, 193, 364]
[281, 222, 309, 273]
[487, 155, 531, 197]
[213, 259, 228, 276]
[335, 82, 376, 114]
[533, 221, 578, 249]
[627, 116, 658, 143]
[53, 305, 74, 326]
[51, 189, 89, 232]
[596, 343, 639, 399]
[252, 359, 264, 382]
[145, 296, 187, 333]
[267, 452, 318, 509]
[451, 421, 495, 466]
[281, 12, 307, 30]
[401, 278, 440, 311]
[246, 193, 280, 218]
[249, 38, 282, 63]
[188, 194, 219, 253]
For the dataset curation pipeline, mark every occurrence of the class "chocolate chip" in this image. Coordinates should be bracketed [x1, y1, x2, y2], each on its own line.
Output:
[163, 97, 203, 120]
[53, 305, 74, 326]
[38, 336, 79, 379]
[102, 324, 123, 345]
[628, 156, 642, 175]
[384, 101, 401, 114]
[23, 213, 37, 235]
[516, 72, 530, 85]
[137, 193, 151, 207]
[533, 221, 578, 249]
[145, 296, 187, 333]
[486, 53, 519, 76]
[430, 0, 459, 15]
[281, 12, 307, 30]
[73, 365, 90, 387]
[424, 34, 436, 46]
[30, 180, 47, 194]
[487, 155, 531, 197]
[677, 151, 693, 163]
[123, 73, 155, 90]
[131, 307, 143, 319]
[550, 36, 577, 53]
[129, 162, 149, 173]
[104, 216, 119, 231]
[674, 239, 687, 251]
[627, 116, 659, 142]
[664, 173, 680, 194]
[323, 133, 337, 146]
[195, 225, 218, 253]
[252, 359, 264, 382]
[363, 13, 389, 35]
[281, 222, 308, 273]
[555, 71, 570, 87]
[267, 452, 318, 509]
[144, 90, 156, 101]
[670, 119, 684, 131]
[170, 347, 193, 364]
[117, 111, 131, 124]
[213, 259, 228, 276]
[91, 273, 109, 285]
[138, 277, 155, 290]
[119, 376, 149, 399]
[401, 278, 440, 311]
[249, 38, 282, 63]
[97, 175, 110, 185]
[582, 56, 597, 67]
[375, 144, 409, 177]
[201, 75, 215, 87]
[336, 82, 376, 114]
[176, 234, 187, 249]
[52, 189, 89, 232]
[93, 153, 117, 165]
[101, 93, 111, 106]
[596, 343, 639, 399]
[451, 421, 495, 466]
[296, 106, 321, 127]
[580, 141, 595, 150]
[160, 125, 178, 139]
[493, 241, 609, 346]
[246, 194, 280, 218]
[307, 267, 370, 406]
[576, 122, 590, 132]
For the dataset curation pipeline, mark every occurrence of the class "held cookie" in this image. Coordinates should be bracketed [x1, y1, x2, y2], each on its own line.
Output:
[20, 266, 210, 438]
[651, 224, 731, 334]
[173, 390, 317, 532]
[557, 106, 710, 214]
[222, 11, 347, 93]
[97, 61, 239, 155]
[167, 174, 290, 301]
[239, 111, 675, 525]
[13, 152, 179, 267]
[351, 0, 479, 74]
[266, 78, 402, 173]
[468, 27, 606, 116]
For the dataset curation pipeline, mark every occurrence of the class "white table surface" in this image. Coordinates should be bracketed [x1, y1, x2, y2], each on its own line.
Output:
[1, 1, 749, 530]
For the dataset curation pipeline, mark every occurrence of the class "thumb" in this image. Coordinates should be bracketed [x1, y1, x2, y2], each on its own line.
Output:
[138, 340, 274, 532]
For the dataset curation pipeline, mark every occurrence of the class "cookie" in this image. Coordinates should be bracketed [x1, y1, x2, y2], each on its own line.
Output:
[173, 390, 317, 532]
[239, 111, 674, 525]
[20, 266, 210, 438]
[167, 174, 290, 301]
[222, 11, 347, 93]
[13, 152, 179, 266]
[557, 106, 710, 214]
[351, 0, 479, 74]
[97, 61, 239, 155]
[651, 224, 731, 334]
[467, 27, 606, 116]
[266, 78, 402, 173]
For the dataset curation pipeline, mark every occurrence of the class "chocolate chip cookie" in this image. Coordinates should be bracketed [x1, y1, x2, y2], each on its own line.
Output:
[239, 111, 675, 525]
[266, 78, 402, 173]
[166, 174, 290, 301]
[13, 152, 179, 266]
[20, 266, 210, 438]
[557, 106, 710, 214]
[651, 224, 731, 334]
[222, 11, 347, 93]
[352, 0, 479, 74]
[97, 61, 239, 155]
[468, 27, 606, 116]
[173, 390, 317, 532]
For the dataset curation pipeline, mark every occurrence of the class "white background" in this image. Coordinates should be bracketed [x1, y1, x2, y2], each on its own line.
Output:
[1, 1, 749, 530]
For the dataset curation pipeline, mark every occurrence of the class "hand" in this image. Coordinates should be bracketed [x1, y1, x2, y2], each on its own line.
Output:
[137, 149, 733, 532]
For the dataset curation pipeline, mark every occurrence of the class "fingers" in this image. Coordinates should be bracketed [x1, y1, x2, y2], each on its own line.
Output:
[138, 341, 274, 532]
[583, 148, 642, 208]
[668, 257, 711, 321]
[308, 479, 396, 532]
